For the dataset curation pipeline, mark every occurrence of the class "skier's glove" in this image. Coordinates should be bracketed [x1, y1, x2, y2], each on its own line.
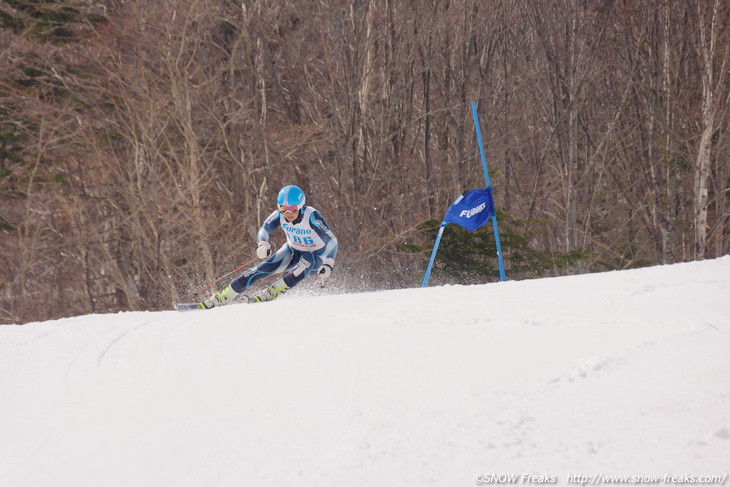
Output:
[317, 258, 334, 279]
[256, 241, 271, 259]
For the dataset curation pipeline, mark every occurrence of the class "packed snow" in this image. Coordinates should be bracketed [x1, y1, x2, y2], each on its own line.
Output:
[2, 257, 729, 487]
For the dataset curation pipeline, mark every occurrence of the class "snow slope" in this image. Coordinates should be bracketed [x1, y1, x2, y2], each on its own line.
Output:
[2, 258, 729, 487]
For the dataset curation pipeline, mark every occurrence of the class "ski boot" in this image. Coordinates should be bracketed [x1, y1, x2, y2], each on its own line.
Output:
[199, 284, 239, 309]
[253, 278, 290, 303]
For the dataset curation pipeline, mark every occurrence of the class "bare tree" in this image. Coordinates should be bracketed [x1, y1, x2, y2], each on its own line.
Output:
[692, 0, 729, 259]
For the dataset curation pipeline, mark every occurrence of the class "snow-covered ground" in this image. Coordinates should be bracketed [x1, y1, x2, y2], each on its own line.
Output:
[2, 257, 729, 487]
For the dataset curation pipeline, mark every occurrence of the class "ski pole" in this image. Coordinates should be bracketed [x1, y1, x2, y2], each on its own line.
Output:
[194, 256, 257, 295]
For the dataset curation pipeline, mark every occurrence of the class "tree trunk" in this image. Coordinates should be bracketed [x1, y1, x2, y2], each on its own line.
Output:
[694, 0, 728, 259]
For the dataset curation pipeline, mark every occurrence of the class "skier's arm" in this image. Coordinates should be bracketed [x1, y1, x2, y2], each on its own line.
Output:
[310, 211, 338, 262]
[255, 210, 281, 258]
[257, 210, 281, 244]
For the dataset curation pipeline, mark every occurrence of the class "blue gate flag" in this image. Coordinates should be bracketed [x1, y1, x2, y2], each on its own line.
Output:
[443, 187, 495, 231]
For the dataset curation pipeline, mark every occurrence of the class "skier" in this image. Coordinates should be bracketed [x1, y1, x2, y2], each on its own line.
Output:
[199, 185, 338, 308]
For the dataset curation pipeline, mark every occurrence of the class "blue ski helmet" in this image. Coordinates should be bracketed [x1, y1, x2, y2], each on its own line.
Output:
[277, 185, 306, 211]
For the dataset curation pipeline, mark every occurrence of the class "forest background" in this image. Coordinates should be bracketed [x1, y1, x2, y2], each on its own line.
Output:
[1, 0, 728, 324]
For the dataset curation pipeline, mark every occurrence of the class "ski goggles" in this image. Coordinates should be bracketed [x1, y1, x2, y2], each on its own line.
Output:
[279, 205, 300, 213]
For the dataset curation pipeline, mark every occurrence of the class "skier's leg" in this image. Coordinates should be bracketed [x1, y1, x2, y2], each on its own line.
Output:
[252, 252, 319, 303]
[230, 245, 293, 292]
[200, 245, 293, 308]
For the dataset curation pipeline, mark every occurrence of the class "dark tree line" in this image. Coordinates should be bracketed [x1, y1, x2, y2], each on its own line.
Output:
[1, 0, 728, 324]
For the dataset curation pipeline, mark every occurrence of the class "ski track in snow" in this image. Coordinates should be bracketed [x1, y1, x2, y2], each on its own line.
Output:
[1, 257, 729, 486]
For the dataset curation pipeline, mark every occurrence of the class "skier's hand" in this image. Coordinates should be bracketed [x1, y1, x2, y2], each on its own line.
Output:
[256, 241, 271, 259]
[317, 258, 334, 279]
[317, 264, 332, 279]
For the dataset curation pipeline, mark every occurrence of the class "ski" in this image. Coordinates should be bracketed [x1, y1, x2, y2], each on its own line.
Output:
[174, 302, 203, 312]
[174, 295, 252, 312]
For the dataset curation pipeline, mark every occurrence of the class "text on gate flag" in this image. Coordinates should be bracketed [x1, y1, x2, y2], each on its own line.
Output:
[443, 188, 495, 231]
